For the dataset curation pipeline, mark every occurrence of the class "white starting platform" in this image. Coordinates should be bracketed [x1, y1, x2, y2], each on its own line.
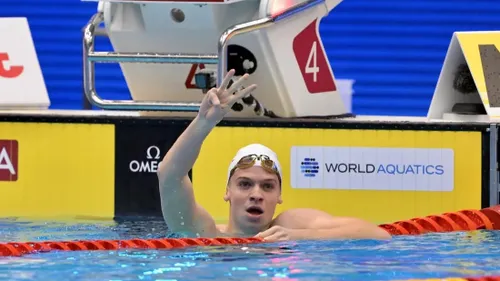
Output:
[428, 31, 500, 122]
[80, 0, 348, 118]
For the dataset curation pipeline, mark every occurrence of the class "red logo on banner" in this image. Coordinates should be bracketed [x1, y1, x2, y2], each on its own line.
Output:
[0, 140, 18, 181]
[292, 19, 336, 94]
[0, 53, 24, 78]
[185, 63, 206, 89]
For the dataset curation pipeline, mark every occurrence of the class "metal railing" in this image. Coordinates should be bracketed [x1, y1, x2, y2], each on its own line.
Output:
[82, 0, 326, 111]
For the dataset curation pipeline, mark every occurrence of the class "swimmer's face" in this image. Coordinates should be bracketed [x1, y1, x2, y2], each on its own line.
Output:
[225, 166, 282, 234]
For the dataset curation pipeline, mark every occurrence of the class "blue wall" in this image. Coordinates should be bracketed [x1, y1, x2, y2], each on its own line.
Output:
[2, 0, 499, 116]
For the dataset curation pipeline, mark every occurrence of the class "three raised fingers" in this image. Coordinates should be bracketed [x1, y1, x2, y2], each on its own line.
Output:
[217, 69, 236, 93]
[225, 84, 257, 109]
[216, 69, 257, 110]
[223, 73, 250, 97]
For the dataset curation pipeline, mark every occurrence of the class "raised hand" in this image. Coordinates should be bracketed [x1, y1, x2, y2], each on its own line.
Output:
[198, 69, 257, 125]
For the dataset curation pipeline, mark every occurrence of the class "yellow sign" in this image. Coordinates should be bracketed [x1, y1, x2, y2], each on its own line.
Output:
[193, 127, 482, 224]
[0, 122, 115, 219]
[456, 32, 500, 105]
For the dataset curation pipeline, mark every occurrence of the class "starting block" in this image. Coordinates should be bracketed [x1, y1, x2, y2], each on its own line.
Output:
[82, 0, 348, 118]
[428, 31, 500, 121]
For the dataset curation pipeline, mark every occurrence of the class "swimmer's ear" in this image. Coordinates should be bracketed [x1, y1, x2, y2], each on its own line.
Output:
[278, 195, 283, 204]
[223, 188, 230, 201]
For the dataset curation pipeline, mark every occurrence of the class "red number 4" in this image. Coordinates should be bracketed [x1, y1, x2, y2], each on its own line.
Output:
[293, 19, 336, 94]
[0, 53, 24, 78]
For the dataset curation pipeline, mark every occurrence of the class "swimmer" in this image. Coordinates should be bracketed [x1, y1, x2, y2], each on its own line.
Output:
[157, 69, 391, 242]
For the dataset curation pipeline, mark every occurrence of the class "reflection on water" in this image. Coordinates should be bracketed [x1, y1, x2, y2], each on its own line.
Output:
[0, 218, 500, 281]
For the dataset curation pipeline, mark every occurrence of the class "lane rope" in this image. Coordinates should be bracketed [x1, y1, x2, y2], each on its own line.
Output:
[1, 205, 499, 257]
[0, 237, 264, 257]
[379, 205, 500, 235]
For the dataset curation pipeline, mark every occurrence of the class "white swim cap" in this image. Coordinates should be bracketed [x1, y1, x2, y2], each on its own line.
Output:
[227, 143, 282, 183]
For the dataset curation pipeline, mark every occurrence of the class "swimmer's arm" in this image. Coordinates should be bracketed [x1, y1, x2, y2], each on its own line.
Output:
[272, 208, 391, 240]
[158, 115, 214, 184]
[157, 116, 217, 237]
[290, 221, 392, 240]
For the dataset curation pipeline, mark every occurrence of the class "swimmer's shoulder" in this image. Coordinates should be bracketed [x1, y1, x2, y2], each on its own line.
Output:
[216, 224, 231, 237]
[270, 208, 333, 228]
[216, 224, 227, 232]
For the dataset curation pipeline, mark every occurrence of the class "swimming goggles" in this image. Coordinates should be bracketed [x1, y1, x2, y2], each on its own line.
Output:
[229, 154, 281, 182]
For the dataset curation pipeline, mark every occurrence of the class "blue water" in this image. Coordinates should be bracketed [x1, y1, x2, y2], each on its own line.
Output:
[1, 218, 500, 281]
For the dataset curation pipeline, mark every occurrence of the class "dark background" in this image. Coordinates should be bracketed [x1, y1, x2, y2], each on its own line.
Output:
[114, 122, 192, 218]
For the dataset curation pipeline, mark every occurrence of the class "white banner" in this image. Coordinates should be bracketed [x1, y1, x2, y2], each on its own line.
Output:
[290, 146, 454, 191]
[0, 17, 49, 109]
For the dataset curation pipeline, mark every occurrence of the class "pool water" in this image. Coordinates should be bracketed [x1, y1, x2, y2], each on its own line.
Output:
[1, 218, 500, 281]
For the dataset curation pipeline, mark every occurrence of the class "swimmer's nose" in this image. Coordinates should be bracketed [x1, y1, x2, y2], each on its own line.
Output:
[249, 191, 264, 202]
[250, 195, 263, 203]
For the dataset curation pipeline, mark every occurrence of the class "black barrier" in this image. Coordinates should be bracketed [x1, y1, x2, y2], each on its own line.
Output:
[114, 122, 191, 218]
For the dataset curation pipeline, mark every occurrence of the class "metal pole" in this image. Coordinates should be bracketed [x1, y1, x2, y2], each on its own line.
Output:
[489, 124, 499, 206]
[87, 52, 218, 64]
[82, 13, 205, 111]
[81, 22, 107, 110]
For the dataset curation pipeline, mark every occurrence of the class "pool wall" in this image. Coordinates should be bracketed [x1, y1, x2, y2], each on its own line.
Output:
[0, 112, 496, 225]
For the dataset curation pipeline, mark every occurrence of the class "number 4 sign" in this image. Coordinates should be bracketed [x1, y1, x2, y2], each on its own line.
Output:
[293, 19, 336, 94]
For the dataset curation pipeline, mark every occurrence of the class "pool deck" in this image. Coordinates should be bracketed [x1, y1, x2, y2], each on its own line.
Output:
[0, 109, 498, 130]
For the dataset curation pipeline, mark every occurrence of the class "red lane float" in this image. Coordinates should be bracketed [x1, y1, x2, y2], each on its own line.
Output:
[0, 237, 264, 257]
[464, 277, 500, 281]
[379, 205, 500, 235]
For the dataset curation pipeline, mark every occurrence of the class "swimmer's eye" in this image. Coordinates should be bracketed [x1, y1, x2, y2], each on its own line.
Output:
[262, 183, 275, 190]
[238, 180, 253, 189]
